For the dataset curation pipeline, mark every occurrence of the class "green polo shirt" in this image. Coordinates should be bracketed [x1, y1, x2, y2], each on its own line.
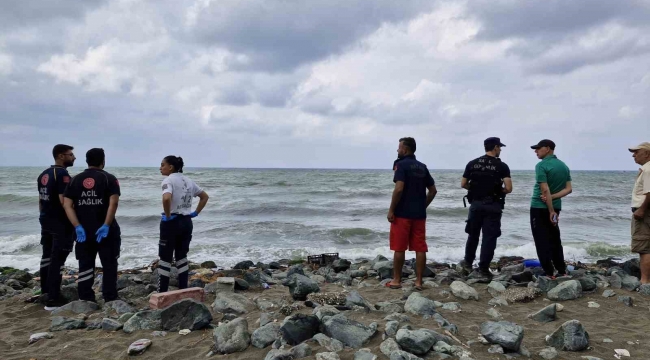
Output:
[531, 155, 572, 210]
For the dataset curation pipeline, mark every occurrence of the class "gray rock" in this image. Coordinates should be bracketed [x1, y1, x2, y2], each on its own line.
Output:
[287, 265, 305, 277]
[280, 313, 320, 345]
[380, 338, 402, 357]
[350, 270, 368, 279]
[116, 276, 137, 290]
[118, 312, 134, 323]
[104, 300, 135, 315]
[255, 297, 278, 311]
[260, 313, 274, 327]
[602, 289, 616, 298]
[118, 284, 153, 299]
[161, 298, 212, 331]
[101, 318, 123, 331]
[235, 278, 250, 290]
[252, 322, 281, 349]
[608, 272, 622, 289]
[151, 331, 167, 337]
[389, 350, 423, 360]
[245, 269, 275, 287]
[86, 318, 103, 330]
[488, 297, 508, 307]
[264, 349, 294, 360]
[441, 302, 461, 312]
[201, 260, 217, 268]
[384, 313, 410, 323]
[222, 313, 239, 322]
[123, 310, 162, 333]
[283, 274, 320, 301]
[51, 300, 99, 315]
[395, 329, 436, 355]
[29, 332, 54, 344]
[618, 296, 633, 307]
[485, 308, 503, 320]
[212, 317, 251, 354]
[539, 347, 558, 360]
[205, 277, 235, 293]
[488, 344, 504, 354]
[346, 290, 373, 310]
[620, 273, 641, 291]
[536, 276, 559, 292]
[450, 281, 479, 300]
[385, 321, 399, 338]
[323, 314, 377, 348]
[528, 304, 557, 323]
[373, 261, 395, 279]
[487, 281, 506, 298]
[577, 277, 597, 292]
[404, 292, 437, 316]
[50, 316, 87, 331]
[313, 333, 345, 352]
[332, 259, 352, 273]
[60, 284, 79, 302]
[638, 283, 650, 295]
[376, 301, 405, 314]
[316, 353, 340, 360]
[290, 342, 313, 358]
[314, 305, 341, 320]
[480, 321, 524, 351]
[546, 320, 589, 351]
[127, 339, 152, 355]
[355, 349, 378, 360]
[234, 260, 254, 270]
[212, 292, 254, 314]
[547, 280, 582, 301]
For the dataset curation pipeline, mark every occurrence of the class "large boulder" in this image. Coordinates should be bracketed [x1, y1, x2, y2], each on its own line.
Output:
[346, 290, 373, 310]
[283, 274, 320, 301]
[212, 292, 254, 314]
[395, 329, 436, 356]
[104, 300, 135, 315]
[101, 318, 123, 331]
[487, 281, 507, 298]
[450, 281, 479, 301]
[205, 277, 235, 294]
[323, 314, 377, 348]
[212, 317, 251, 354]
[528, 304, 557, 323]
[622, 258, 640, 278]
[404, 292, 437, 316]
[51, 300, 99, 315]
[252, 322, 282, 349]
[314, 305, 341, 321]
[332, 259, 352, 273]
[234, 260, 254, 270]
[480, 321, 524, 352]
[545, 320, 589, 351]
[313, 333, 345, 352]
[547, 280, 582, 301]
[50, 317, 86, 331]
[619, 273, 641, 291]
[576, 277, 597, 292]
[380, 338, 401, 357]
[280, 314, 321, 345]
[287, 265, 305, 277]
[123, 310, 162, 333]
[161, 299, 212, 331]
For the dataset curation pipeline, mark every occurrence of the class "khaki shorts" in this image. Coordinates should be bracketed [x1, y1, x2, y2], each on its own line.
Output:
[631, 211, 650, 254]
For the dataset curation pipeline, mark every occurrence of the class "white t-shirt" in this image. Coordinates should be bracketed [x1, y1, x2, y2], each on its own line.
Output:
[161, 173, 203, 215]
[632, 162, 650, 208]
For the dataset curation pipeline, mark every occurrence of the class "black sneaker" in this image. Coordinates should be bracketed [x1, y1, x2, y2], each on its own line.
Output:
[458, 260, 473, 276]
[468, 269, 493, 283]
[44, 297, 68, 311]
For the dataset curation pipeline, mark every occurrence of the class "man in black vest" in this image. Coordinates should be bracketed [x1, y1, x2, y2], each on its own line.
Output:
[38, 144, 76, 310]
[63, 148, 121, 302]
[459, 137, 512, 280]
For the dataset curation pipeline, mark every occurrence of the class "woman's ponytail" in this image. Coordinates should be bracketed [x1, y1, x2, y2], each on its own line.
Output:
[164, 155, 184, 173]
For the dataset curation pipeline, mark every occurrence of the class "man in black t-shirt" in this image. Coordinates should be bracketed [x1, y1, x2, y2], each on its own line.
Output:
[387, 137, 437, 290]
[38, 144, 76, 310]
[63, 148, 121, 302]
[459, 137, 512, 280]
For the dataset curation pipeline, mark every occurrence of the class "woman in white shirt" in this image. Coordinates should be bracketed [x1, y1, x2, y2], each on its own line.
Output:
[158, 155, 209, 292]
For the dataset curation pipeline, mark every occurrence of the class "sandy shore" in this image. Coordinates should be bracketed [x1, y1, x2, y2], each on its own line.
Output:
[0, 259, 649, 360]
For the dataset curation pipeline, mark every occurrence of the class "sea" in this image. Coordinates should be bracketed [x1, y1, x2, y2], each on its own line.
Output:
[0, 167, 636, 272]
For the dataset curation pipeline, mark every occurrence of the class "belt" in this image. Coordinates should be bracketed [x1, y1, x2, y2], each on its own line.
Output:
[632, 207, 639, 213]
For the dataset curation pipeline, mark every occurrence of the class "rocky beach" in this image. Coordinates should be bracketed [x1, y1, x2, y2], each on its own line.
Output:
[0, 255, 649, 360]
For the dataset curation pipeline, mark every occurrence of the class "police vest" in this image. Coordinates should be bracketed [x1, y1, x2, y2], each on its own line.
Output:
[467, 156, 504, 202]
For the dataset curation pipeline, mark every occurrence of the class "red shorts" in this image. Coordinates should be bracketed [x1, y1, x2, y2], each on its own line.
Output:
[390, 217, 428, 252]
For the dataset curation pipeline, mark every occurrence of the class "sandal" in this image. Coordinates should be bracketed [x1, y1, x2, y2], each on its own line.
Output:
[385, 282, 402, 289]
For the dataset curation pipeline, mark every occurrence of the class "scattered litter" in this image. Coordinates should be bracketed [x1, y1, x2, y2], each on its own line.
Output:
[179, 329, 191, 335]
[615, 349, 630, 358]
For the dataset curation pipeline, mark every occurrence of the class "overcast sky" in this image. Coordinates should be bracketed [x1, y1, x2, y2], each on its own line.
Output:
[1, 0, 649, 170]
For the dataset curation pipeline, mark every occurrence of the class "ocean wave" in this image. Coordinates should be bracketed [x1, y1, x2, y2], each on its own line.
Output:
[0, 194, 35, 205]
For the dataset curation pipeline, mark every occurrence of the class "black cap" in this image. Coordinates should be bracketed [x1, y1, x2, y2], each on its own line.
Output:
[531, 139, 556, 150]
[484, 137, 506, 147]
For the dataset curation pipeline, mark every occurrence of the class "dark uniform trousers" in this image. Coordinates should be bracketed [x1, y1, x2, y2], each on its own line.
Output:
[40, 218, 73, 300]
[530, 208, 566, 276]
[75, 226, 121, 302]
[158, 216, 193, 293]
[464, 200, 503, 271]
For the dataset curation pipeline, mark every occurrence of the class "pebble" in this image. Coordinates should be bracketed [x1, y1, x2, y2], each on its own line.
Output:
[29, 332, 53, 344]
[179, 329, 191, 335]
[151, 331, 167, 337]
[485, 308, 502, 320]
[603, 338, 613, 343]
[587, 302, 600, 308]
[127, 339, 152, 355]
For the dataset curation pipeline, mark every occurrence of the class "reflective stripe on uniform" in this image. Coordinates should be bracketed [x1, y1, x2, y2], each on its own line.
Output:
[158, 269, 171, 277]
[41, 262, 51, 268]
[177, 265, 189, 274]
[41, 258, 51, 263]
[175, 258, 188, 267]
[158, 260, 172, 268]
[78, 268, 93, 277]
[77, 274, 94, 283]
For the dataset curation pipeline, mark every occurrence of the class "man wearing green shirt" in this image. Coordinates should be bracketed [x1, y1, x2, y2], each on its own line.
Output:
[530, 139, 573, 277]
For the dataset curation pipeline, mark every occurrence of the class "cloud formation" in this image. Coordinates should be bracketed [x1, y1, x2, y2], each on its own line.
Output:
[1, 0, 649, 170]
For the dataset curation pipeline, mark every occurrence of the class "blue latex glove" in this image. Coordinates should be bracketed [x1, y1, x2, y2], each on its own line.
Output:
[161, 213, 177, 222]
[190, 211, 198, 218]
[75, 225, 86, 243]
[95, 224, 110, 243]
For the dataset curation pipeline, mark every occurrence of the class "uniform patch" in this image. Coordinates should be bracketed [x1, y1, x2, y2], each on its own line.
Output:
[41, 174, 49, 186]
[162, 184, 168, 190]
[83, 178, 95, 189]
[63, 176, 70, 183]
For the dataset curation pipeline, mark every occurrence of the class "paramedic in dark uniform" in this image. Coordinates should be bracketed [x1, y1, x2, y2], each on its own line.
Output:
[158, 156, 209, 293]
[63, 148, 121, 302]
[38, 144, 76, 310]
[459, 137, 512, 280]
